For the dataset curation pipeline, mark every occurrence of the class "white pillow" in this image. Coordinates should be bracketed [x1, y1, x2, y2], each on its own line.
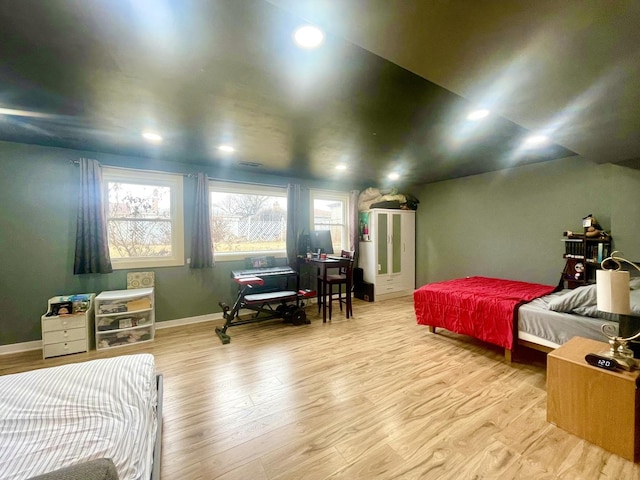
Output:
[630, 277, 640, 290]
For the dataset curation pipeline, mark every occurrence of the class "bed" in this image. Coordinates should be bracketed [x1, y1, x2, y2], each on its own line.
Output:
[414, 276, 640, 361]
[0, 354, 163, 480]
[518, 280, 640, 352]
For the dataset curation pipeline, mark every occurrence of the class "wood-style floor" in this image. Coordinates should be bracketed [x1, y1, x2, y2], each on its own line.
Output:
[3, 296, 640, 479]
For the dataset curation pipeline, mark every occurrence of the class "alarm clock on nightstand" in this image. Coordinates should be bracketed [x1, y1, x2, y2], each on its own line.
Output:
[585, 353, 621, 371]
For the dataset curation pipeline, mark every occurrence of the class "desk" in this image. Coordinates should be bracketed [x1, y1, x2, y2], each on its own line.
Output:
[299, 257, 352, 323]
[547, 336, 640, 461]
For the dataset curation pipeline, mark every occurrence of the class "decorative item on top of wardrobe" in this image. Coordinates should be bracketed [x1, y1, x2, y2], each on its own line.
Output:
[357, 187, 419, 211]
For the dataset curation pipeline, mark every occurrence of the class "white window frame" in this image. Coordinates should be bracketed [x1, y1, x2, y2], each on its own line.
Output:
[309, 189, 351, 252]
[209, 180, 288, 262]
[102, 167, 184, 269]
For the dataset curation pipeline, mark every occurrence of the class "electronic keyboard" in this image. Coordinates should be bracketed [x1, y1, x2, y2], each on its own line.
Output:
[231, 266, 295, 279]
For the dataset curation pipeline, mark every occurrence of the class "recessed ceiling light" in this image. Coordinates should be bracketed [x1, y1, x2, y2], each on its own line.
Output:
[388, 172, 400, 181]
[142, 131, 162, 143]
[335, 164, 347, 171]
[523, 135, 550, 147]
[293, 25, 324, 49]
[217, 145, 235, 153]
[466, 109, 490, 121]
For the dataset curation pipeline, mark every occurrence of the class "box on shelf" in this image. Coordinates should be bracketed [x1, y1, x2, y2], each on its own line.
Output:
[127, 297, 152, 312]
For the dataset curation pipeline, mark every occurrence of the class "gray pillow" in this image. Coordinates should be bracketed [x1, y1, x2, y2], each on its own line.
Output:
[571, 305, 620, 321]
[571, 304, 600, 317]
[630, 277, 640, 290]
[632, 289, 640, 315]
[571, 288, 640, 317]
[548, 284, 598, 313]
[28, 459, 118, 480]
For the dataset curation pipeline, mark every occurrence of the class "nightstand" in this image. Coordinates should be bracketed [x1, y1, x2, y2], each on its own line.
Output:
[41, 294, 95, 359]
[547, 336, 640, 461]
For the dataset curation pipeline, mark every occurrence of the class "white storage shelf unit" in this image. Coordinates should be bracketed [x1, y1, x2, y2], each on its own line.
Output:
[41, 293, 95, 359]
[95, 287, 155, 350]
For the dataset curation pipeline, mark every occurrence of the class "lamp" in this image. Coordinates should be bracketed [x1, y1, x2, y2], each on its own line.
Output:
[593, 251, 640, 370]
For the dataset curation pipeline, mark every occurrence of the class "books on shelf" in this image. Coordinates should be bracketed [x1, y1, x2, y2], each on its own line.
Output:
[562, 237, 610, 263]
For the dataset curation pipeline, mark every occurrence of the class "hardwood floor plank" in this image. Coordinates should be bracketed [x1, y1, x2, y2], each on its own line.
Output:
[3, 296, 640, 479]
[265, 445, 347, 480]
[214, 458, 269, 480]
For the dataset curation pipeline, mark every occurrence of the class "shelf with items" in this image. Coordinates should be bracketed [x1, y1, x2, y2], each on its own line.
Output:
[560, 232, 612, 288]
[358, 211, 371, 242]
[41, 293, 95, 359]
[95, 287, 154, 350]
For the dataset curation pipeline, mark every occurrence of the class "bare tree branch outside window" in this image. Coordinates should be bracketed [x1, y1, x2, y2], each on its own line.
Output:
[107, 182, 173, 258]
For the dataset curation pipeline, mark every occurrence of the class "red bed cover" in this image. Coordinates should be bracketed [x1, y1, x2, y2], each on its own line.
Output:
[414, 276, 555, 350]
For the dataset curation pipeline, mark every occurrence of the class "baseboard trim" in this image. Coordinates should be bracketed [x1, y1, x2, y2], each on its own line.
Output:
[375, 289, 414, 301]
[0, 312, 227, 355]
[155, 312, 224, 330]
[0, 340, 42, 356]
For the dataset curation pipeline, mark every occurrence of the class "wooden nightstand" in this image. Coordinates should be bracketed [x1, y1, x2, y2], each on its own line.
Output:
[547, 336, 640, 461]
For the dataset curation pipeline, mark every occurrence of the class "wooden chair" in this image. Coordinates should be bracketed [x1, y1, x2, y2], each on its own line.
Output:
[318, 250, 354, 321]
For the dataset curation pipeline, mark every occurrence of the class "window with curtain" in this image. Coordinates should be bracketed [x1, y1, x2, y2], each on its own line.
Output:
[102, 167, 184, 269]
[209, 180, 287, 261]
[309, 189, 350, 253]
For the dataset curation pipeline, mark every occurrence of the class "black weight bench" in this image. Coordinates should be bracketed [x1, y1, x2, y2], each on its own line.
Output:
[216, 276, 309, 344]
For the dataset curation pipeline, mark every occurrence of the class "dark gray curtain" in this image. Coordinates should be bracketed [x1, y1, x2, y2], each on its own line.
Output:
[286, 183, 302, 267]
[73, 158, 113, 274]
[350, 189, 360, 265]
[190, 172, 214, 268]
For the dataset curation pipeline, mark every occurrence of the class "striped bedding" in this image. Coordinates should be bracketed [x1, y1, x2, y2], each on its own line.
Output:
[0, 354, 157, 480]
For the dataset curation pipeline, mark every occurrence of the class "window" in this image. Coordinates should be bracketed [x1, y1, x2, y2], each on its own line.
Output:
[209, 181, 287, 260]
[103, 167, 184, 269]
[309, 189, 350, 253]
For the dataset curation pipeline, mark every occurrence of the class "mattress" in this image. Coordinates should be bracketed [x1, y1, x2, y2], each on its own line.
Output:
[517, 289, 618, 348]
[0, 354, 157, 480]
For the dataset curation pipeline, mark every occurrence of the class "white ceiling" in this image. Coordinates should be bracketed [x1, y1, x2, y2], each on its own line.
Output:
[270, 0, 640, 167]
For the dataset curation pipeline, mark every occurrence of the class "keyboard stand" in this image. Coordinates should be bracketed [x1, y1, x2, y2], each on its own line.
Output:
[216, 275, 310, 344]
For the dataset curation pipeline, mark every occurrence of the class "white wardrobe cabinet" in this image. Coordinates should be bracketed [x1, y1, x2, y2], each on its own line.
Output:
[358, 209, 415, 300]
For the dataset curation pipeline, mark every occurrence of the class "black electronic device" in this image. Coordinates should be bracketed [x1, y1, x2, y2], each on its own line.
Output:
[309, 229, 334, 255]
[585, 353, 622, 371]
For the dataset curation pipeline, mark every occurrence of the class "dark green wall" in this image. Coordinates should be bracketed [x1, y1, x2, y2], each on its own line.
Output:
[0, 141, 360, 346]
[4, 141, 639, 346]
[610, 164, 640, 261]
[413, 156, 640, 287]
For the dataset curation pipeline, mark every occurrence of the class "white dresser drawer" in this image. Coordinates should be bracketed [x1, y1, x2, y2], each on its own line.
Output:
[42, 315, 86, 332]
[43, 327, 86, 345]
[43, 339, 87, 358]
[377, 276, 402, 292]
[379, 284, 399, 294]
